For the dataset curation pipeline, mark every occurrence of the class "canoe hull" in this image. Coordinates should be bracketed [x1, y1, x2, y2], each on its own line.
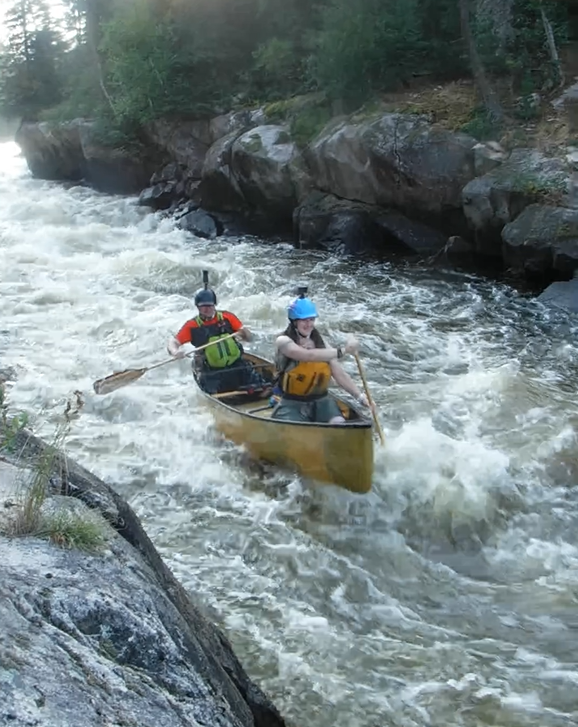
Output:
[198, 354, 374, 494]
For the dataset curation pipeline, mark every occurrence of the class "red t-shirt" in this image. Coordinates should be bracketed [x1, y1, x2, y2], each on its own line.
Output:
[174, 310, 243, 344]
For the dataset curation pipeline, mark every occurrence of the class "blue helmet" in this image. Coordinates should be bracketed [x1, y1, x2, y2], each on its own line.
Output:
[288, 296, 318, 321]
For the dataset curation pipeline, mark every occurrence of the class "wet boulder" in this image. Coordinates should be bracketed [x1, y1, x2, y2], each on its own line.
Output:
[15, 120, 164, 193]
[294, 192, 446, 257]
[78, 122, 162, 194]
[201, 130, 247, 212]
[177, 208, 223, 239]
[209, 108, 268, 145]
[502, 204, 578, 279]
[139, 162, 192, 210]
[462, 149, 571, 257]
[143, 119, 210, 180]
[230, 125, 311, 221]
[538, 277, 578, 312]
[305, 113, 478, 230]
[138, 181, 179, 210]
[15, 120, 84, 181]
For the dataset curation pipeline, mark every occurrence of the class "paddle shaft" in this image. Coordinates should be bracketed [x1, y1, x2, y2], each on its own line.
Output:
[92, 332, 240, 394]
[146, 332, 239, 373]
[354, 353, 385, 445]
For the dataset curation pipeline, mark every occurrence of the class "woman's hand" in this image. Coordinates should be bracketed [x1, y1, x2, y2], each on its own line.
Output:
[343, 335, 359, 356]
[357, 393, 377, 414]
[357, 393, 369, 407]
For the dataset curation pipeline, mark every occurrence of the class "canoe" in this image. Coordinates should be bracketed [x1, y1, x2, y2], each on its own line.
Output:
[195, 352, 374, 494]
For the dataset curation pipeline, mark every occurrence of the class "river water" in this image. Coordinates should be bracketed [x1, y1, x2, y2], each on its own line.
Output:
[2, 140, 578, 726]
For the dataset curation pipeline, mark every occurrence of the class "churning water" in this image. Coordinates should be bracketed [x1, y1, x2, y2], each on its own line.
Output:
[2, 140, 578, 726]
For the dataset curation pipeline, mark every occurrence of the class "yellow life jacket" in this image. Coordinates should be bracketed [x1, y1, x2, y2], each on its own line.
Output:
[278, 359, 331, 400]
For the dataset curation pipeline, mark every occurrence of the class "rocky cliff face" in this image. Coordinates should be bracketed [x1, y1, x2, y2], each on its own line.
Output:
[14, 105, 578, 291]
[0, 428, 286, 727]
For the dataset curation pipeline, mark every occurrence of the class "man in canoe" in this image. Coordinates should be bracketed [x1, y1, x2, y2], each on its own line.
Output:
[272, 290, 371, 424]
[167, 275, 265, 395]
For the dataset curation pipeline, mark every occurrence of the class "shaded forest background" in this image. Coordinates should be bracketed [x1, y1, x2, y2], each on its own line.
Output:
[1, 0, 578, 145]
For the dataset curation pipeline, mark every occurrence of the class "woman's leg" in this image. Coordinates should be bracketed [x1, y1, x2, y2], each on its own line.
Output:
[271, 399, 313, 422]
[314, 396, 346, 424]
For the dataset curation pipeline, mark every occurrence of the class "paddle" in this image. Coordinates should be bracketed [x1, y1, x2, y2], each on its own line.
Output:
[92, 333, 238, 395]
[353, 353, 385, 445]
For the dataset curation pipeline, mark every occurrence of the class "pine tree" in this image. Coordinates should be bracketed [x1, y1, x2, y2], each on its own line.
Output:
[0, 0, 66, 118]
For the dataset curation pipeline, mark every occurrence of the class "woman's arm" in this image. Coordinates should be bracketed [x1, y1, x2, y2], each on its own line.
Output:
[276, 336, 353, 363]
[329, 360, 363, 399]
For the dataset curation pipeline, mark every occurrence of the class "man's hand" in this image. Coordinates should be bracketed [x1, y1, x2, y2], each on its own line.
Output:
[235, 327, 252, 342]
[167, 337, 187, 359]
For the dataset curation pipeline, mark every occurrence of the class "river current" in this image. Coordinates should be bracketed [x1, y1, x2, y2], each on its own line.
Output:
[2, 140, 578, 726]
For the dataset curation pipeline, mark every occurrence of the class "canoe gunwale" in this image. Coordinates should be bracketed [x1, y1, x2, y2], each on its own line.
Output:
[203, 391, 372, 428]
[194, 351, 373, 429]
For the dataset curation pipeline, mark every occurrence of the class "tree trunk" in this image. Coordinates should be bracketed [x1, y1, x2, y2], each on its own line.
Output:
[84, 0, 116, 116]
[459, 0, 504, 122]
[540, 2, 564, 88]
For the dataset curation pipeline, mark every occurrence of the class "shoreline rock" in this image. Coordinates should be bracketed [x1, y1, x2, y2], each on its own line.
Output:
[0, 428, 286, 727]
[14, 107, 578, 308]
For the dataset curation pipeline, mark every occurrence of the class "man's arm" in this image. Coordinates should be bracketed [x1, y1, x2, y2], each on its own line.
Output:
[236, 326, 252, 342]
[167, 322, 191, 358]
[167, 336, 186, 358]
[222, 311, 251, 341]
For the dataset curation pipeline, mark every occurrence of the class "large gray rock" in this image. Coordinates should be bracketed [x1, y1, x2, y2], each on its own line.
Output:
[15, 120, 163, 194]
[502, 203, 578, 278]
[209, 108, 268, 146]
[201, 130, 247, 212]
[463, 149, 571, 256]
[15, 120, 84, 180]
[177, 209, 223, 239]
[0, 429, 286, 727]
[305, 113, 478, 228]
[231, 125, 310, 219]
[144, 119, 210, 178]
[538, 278, 578, 312]
[294, 192, 446, 257]
[78, 122, 161, 194]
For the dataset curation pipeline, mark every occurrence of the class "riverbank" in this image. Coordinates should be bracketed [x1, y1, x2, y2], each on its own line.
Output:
[13, 78, 578, 311]
[0, 392, 287, 727]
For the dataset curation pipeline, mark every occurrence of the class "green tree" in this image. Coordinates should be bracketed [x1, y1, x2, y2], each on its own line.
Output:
[310, 0, 425, 105]
[0, 0, 67, 119]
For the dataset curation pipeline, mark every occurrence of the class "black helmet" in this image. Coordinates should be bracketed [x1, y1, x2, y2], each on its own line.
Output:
[194, 269, 217, 306]
[194, 288, 217, 306]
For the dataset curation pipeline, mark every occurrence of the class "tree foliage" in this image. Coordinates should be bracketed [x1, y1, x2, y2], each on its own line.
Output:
[0, 0, 574, 129]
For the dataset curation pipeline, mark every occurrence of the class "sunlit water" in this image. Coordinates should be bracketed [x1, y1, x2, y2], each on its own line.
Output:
[2, 140, 578, 726]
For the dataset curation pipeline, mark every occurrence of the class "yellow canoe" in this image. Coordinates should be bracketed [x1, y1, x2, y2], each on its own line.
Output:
[195, 353, 374, 494]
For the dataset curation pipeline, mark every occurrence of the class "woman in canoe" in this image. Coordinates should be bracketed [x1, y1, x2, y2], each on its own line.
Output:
[272, 290, 372, 424]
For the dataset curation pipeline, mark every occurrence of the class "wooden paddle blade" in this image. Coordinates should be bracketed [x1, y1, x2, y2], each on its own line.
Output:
[93, 367, 147, 395]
